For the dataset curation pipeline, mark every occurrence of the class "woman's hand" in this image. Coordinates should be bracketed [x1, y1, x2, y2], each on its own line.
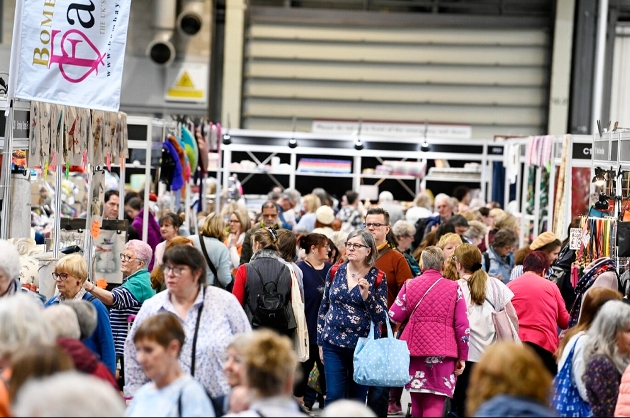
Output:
[454, 359, 466, 376]
[319, 345, 324, 364]
[358, 277, 370, 301]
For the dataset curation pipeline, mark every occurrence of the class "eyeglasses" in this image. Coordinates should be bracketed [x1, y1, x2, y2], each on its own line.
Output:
[52, 272, 69, 281]
[120, 253, 137, 262]
[364, 222, 386, 228]
[163, 265, 188, 276]
[345, 242, 369, 251]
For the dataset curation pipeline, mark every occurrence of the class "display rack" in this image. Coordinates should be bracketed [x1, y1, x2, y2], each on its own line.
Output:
[215, 129, 506, 204]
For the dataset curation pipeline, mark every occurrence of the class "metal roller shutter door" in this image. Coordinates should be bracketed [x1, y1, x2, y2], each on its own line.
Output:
[242, 15, 551, 139]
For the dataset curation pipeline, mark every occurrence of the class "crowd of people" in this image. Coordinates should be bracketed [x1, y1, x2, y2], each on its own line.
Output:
[0, 184, 628, 417]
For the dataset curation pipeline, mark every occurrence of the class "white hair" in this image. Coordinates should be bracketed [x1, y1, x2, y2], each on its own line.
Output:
[0, 293, 53, 360]
[583, 300, 630, 374]
[434, 193, 453, 207]
[322, 400, 377, 417]
[12, 371, 126, 417]
[42, 304, 81, 340]
[378, 191, 394, 202]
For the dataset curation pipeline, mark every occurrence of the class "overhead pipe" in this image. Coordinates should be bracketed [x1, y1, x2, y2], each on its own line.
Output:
[177, 0, 205, 37]
[591, 0, 609, 134]
[147, 0, 177, 66]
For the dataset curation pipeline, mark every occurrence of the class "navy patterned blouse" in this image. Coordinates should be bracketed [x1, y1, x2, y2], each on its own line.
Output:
[316, 262, 388, 349]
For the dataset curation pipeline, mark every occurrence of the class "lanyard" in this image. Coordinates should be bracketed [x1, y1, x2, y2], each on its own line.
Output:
[190, 285, 206, 377]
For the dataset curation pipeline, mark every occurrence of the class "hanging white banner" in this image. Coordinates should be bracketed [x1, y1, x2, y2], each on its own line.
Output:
[10, 0, 131, 112]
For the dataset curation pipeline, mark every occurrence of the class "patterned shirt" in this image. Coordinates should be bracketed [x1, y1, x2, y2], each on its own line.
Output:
[124, 286, 252, 398]
[336, 206, 363, 233]
[316, 262, 388, 349]
[584, 354, 622, 417]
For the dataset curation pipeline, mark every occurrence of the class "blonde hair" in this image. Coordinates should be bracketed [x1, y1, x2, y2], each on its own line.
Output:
[243, 329, 297, 397]
[55, 254, 88, 282]
[437, 233, 462, 250]
[302, 194, 322, 214]
[495, 213, 519, 233]
[200, 212, 227, 240]
[467, 342, 552, 416]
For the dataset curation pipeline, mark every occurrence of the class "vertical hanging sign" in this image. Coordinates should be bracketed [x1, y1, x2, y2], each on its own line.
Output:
[8, 0, 132, 112]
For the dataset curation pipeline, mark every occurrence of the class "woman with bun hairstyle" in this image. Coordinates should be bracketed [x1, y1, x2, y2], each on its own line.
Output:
[225, 329, 307, 417]
[451, 243, 517, 418]
[510, 231, 561, 281]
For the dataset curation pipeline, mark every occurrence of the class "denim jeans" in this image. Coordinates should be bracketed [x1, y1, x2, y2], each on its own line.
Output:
[322, 341, 369, 407]
[367, 385, 390, 418]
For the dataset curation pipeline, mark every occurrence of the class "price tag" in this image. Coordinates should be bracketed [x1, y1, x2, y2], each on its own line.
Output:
[90, 220, 101, 239]
[569, 228, 582, 250]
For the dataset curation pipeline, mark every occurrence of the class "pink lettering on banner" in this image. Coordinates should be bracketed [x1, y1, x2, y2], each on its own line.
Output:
[49, 29, 106, 83]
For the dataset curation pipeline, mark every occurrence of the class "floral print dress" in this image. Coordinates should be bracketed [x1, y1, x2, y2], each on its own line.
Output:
[389, 284, 469, 397]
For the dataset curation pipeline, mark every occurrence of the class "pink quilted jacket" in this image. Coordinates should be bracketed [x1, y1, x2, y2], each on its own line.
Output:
[615, 364, 630, 416]
[399, 269, 461, 357]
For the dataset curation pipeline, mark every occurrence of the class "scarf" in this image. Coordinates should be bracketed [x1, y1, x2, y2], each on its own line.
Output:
[569, 258, 617, 328]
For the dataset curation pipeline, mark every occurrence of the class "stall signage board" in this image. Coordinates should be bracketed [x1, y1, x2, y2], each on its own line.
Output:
[7, 0, 132, 112]
[592, 140, 610, 162]
[620, 140, 630, 163]
[572, 143, 592, 160]
[0, 110, 30, 140]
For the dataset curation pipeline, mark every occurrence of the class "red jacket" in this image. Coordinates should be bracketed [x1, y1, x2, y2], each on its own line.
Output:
[56, 337, 119, 391]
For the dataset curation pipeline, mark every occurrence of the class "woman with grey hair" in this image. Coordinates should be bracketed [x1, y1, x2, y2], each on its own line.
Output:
[392, 220, 421, 277]
[464, 220, 488, 247]
[83, 239, 156, 389]
[389, 246, 469, 417]
[317, 229, 388, 407]
[0, 293, 54, 415]
[582, 300, 630, 416]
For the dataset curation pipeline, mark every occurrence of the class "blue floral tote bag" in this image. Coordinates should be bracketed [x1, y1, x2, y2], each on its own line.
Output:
[353, 320, 410, 387]
[551, 336, 592, 417]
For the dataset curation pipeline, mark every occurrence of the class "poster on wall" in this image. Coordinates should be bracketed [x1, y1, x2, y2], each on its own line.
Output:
[7, 0, 132, 112]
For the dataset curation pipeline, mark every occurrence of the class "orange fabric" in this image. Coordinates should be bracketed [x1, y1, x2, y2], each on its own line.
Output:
[96, 279, 108, 289]
[0, 368, 12, 417]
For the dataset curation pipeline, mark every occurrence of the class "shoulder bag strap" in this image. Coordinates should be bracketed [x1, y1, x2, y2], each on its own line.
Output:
[410, 278, 442, 317]
[400, 278, 442, 329]
[191, 286, 206, 377]
[198, 234, 219, 280]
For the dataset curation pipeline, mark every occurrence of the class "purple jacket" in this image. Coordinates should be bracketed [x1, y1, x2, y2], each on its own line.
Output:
[130, 208, 162, 271]
[390, 269, 469, 359]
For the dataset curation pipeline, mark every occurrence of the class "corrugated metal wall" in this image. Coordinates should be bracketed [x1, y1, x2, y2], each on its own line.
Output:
[242, 14, 551, 139]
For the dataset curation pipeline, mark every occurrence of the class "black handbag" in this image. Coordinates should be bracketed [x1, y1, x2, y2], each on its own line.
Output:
[617, 222, 630, 257]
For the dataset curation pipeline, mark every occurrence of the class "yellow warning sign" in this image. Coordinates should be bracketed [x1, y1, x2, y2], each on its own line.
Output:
[166, 70, 204, 101]
[175, 72, 195, 88]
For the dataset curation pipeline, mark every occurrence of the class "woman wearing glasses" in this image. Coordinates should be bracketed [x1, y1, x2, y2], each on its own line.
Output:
[124, 245, 251, 401]
[224, 208, 251, 277]
[45, 254, 116, 376]
[317, 229, 388, 407]
[83, 240, 156, 389]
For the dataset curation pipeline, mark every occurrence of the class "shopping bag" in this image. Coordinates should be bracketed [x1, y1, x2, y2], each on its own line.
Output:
[289, 265, 309, 362]
[486, 291, 521, 344]
[353, 320, 410, 387]
[551, 336, 592, 417]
